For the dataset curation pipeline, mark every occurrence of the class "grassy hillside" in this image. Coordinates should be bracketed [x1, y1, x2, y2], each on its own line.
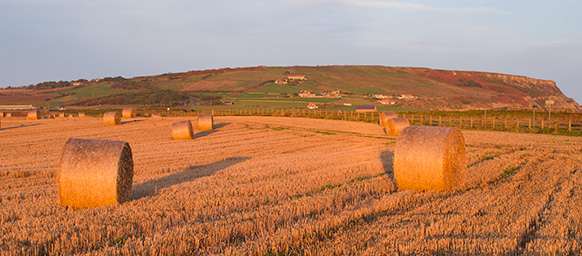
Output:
[1, 65, 579, 111]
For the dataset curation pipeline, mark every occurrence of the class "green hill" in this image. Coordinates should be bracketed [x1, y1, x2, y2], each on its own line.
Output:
[1, 65, 580, 111]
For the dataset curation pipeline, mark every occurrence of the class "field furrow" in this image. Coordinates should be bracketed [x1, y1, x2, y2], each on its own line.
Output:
[1, 116, 580, 255]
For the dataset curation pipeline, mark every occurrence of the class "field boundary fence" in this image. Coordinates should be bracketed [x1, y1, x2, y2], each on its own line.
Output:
[160, 107, 582, 136]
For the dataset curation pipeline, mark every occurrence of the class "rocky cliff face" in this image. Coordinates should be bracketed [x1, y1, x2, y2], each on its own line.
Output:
[422, 69, 581, 111]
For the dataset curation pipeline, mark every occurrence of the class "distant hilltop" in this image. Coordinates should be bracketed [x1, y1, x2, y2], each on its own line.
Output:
[1, 65, 579, 112]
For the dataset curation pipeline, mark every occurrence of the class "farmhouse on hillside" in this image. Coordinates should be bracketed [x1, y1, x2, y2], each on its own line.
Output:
[287, 75, 307, 80]
[379, 99, 396, 105]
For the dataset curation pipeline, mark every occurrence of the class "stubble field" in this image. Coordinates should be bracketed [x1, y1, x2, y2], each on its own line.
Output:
[1, 115, 581, 255]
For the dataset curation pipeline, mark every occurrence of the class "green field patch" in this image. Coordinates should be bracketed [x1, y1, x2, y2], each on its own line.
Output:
[252, 83, 302, 94]
[58, 83, 129, 100]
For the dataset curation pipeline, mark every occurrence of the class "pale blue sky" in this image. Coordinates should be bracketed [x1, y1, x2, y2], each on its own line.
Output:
[1, 0, 581, 103]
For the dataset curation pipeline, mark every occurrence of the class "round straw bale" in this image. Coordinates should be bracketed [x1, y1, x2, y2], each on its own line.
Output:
[122, 108, 136, 118]
[0, 112, 5, 118]
[103, 111, 121, 125]
[5, 113, 11, 118]
[393, 126, 466, 191]
[151, 113, 161, 118]
[379, 112, 398, 126]
[58, 113, 66, 118]
[78, 112, 85, 118]
[385, 117, 410, 137]
[58, 138, 134, 208]
[198, 114, 213, 130]
[26, 110, 39, 120]
[172, 120, 193, 140]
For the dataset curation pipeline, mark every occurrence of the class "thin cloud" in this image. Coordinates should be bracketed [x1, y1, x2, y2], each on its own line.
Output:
[336, 0, 506, 14]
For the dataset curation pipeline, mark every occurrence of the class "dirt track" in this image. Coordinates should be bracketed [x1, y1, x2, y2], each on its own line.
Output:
[1, 116, 581, 255]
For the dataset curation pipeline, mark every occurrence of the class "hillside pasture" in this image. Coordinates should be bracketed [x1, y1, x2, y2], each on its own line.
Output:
[0, 116, 581, 255]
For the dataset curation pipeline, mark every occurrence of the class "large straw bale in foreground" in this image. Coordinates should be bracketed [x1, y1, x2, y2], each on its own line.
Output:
[198, 114, 213, 130]
[385, 117, 410, 136]
[26, 110, 39, 120]
[122, 108, 136, 118]
[103, 112, 121, 125]
[394, 126, 466, 191]
[58, 138, 134, 208]
[379, 112, 398, 126]
[172, 120, 193, 140]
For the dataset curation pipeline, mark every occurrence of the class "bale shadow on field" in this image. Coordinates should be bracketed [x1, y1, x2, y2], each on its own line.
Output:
[380, 150, 396, 182]
[0, 123, 43, 131]
[193, 122, 230, 139]
[121, 119, 146, 125]
[131, 156, 250, 200]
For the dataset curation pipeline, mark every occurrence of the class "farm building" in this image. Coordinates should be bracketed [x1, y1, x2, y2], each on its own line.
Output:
[356, 105, 377, 113]
[307, 103, 318, 109]
[287, 75, 307, 80]
[379, 99, 396, 105]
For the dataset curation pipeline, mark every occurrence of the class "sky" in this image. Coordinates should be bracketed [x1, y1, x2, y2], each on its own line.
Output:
[1, 0, 581, 103]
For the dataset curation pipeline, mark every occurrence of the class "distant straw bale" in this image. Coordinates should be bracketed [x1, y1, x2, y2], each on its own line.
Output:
[58, 138, 134, 208]
[385, 117, 410, 136]
[103, 112, 121, 125]
[379, 112, 398, 126]
[198, 114, 213, 130]
[58, 113, 66, 118]
[78, 112, 85, 118]
[5, 113, 11, 118]
[172, 120, 193, 140]
[122, 108, 136, 118]
[394, 126, 466, 191]
[151, 113, 161, 118]
[26, 110, 39, 120]
[0, 112, 5, 118]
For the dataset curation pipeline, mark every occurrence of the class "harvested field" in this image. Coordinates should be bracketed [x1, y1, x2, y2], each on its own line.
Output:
[0, 116, 581, 255]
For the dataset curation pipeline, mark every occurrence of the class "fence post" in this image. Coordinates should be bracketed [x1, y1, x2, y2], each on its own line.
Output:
[459, 116, 462, 128]
[492, 118, 496, 130]
[430, 115, 433, 126]
[420, 115, 423, 125]
[569, 120, 572, 132]
[555, 122, 559, 133]
[470, 117, 473, 128]
[439, 116, 442, 126]
[529, 119, 532, 131]
[504, 118, 507, 129]
[541, 120, 544, 130]
[516, 120, 520, 131]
